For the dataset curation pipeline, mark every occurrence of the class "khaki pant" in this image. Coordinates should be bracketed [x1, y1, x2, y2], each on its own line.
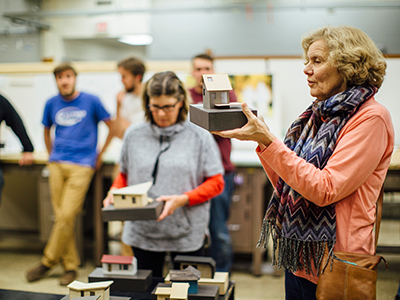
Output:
[42, 162, 94, 271]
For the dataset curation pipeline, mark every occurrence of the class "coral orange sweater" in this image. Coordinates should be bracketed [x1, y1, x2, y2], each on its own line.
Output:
[256, 97, 394, 284]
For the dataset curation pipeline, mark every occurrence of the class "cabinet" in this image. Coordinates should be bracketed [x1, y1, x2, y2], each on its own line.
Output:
[228, 166, 272, 276]
[0, 153, 84, 262]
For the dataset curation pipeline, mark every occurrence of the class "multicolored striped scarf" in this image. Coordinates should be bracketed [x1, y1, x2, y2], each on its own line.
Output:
[257, 85, 377, 275]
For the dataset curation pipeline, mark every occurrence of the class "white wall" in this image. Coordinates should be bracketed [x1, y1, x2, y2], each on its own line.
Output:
[1, 58, 399, 158]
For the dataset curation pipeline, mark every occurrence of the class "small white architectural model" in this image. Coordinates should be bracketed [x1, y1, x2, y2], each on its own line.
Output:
[198, 272, 229, 295]
[101, 254, 137, 276]
[111, 181, 153, 208]
[68, 280, 113, 300]
[155, 282, 189, 300]
[202, 74, 233, 109]
[155, 287, 172, 300]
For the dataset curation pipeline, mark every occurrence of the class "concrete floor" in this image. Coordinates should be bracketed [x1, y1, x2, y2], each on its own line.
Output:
[0, 231, 399, 300]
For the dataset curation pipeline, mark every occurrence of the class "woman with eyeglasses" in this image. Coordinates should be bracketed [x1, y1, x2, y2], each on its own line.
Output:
[103, 71, 224, 277]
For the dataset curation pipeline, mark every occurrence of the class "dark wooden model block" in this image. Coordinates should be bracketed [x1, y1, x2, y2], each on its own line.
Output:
[102, 201, 164, 222]
[88, 267, 152, 292]
[189, 104, 257, 131]
[151, 282, 219, 300]
[61, 297, 131, 300]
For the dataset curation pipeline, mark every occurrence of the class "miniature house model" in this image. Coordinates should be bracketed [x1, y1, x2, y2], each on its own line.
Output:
[155, 282, 189, 300]
[68, 280, 113, 300]
[174, 255, 216, 279]
[170, 265, 201, 294]
[101, 254, 137, 276]
[190, 73, 256, 131]
[202, 74, 233, 109]
[111, 181, 152, 209]
[198, 271, 229, 295]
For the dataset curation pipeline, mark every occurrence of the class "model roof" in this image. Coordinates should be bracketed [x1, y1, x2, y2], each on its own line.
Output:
[170, 282, 189, 299]
[174, 255, 216, 268]
[101, 254, 134, 265]
[68, 280, 114, 291]
[111, 181, 152, 196]
[202, 74, 233, 92]
[170, 266, 201, 281]
[155, 287, 172, 295]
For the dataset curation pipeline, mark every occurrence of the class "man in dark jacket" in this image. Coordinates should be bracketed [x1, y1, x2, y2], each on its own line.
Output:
[0, 94, 34, 204]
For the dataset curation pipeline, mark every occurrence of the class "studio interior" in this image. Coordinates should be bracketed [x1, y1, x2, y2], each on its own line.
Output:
[0, 1, 399, 300]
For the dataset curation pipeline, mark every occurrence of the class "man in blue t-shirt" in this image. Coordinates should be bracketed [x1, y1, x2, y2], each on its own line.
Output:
[26, 63, 112, 286]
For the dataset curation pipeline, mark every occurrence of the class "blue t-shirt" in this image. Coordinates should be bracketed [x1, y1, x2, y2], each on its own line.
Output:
[42, 92, 111, 168]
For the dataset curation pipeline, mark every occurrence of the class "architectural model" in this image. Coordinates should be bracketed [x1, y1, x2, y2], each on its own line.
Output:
[189, 73, 257, 131]
[101, 254, 137, 276]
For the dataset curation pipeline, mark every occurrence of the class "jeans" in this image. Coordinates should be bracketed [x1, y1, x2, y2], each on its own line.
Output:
[285, 270, 317, 300]
[208, 172, 235, 272]
[397, 279, 400, 296]
[0, 167, 3, 205]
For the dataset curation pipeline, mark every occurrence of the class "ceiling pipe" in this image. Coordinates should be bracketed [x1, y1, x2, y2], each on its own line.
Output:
[3, 1, 400, 18]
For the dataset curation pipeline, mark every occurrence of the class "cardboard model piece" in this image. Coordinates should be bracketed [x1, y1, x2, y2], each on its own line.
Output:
[170, 265, 201, 294]
[101, 254, 137, 276]
[155, 282, 190, 300]
[174, 255, 216, 279]
[102, 181, 164, 221]
[67, 280, 113, 300]
[112, 181, 153, 208]
[189, 74, 257, 131]
[198, 272, 229, 295]
[172, 255, 228, 296]
[89, 267, 152, 292]
[202, 74, 233, 109]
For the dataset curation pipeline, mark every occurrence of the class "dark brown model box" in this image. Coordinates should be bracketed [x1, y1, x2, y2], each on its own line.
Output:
[101, 201, 164, 222]
[189, 104, 257, 131]
[88, 267, 152, 292]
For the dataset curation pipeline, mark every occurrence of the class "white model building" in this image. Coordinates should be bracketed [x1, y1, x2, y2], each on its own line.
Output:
[101, 254, 137, 276]
[111, 181, 152, 208]
[155, 282, 189, 300]
[67, 280, 113, 300]
[201, 74, 233, 109]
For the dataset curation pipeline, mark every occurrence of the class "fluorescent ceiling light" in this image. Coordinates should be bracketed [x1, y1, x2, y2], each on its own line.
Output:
[118, 34, 153, 45]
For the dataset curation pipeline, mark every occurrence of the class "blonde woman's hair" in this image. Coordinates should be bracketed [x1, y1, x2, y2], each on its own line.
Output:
[142, 71, 189, 123]
[301, 25, 386, 88]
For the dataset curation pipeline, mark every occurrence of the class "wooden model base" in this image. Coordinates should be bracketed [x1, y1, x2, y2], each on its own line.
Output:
[89, 267, 152, 292]
[189, 104, 257, 131]
[152, 282, 219, 300]
[61, 296, 131, 300]
[102, 201, 164, 222]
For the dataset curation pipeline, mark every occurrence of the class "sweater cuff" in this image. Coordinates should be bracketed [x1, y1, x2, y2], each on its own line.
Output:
[185, 174, 224, 206]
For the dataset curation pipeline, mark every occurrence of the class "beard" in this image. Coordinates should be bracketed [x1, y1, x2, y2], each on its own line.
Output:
[126, 86, 134, 93]
[62, 88, 75, 98]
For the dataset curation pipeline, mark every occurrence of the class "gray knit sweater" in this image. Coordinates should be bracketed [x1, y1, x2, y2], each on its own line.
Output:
[121, 120, 223, 252]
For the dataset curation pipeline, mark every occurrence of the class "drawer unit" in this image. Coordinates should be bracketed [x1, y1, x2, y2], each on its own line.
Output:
[227, 166, 271, 275]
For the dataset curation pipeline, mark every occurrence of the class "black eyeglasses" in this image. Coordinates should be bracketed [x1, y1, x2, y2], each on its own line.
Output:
[148, 99, 181, 113]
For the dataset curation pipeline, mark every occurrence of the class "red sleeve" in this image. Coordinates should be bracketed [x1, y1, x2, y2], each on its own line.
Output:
[110, 172, 128, 189]
[185, 174, 224, 206]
